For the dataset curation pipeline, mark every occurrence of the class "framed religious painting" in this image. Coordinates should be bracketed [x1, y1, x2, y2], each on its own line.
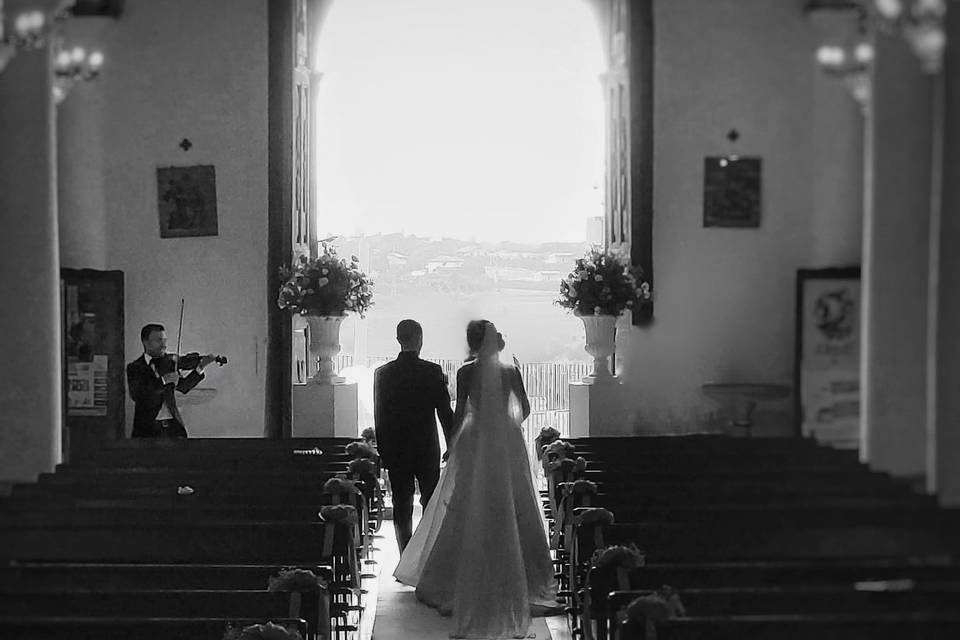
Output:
[703, 156, 762, 228]
[156, 164, 219, 238]
[794, 266, 861, 449]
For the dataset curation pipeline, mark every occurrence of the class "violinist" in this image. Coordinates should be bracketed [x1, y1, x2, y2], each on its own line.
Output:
[126, 323, 220, 438]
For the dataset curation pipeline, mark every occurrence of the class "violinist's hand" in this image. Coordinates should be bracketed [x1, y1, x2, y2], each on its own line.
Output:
[161, 371, 179, 386]
[198, 353, 218, 368]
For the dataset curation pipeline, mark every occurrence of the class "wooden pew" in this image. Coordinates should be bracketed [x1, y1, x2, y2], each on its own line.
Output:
[0, 616, 308, 640]
[0, 522, 355, 565]
[0, 591, 327, 638]
[0, 562, 327, 592]
[613, 612, 960, 640]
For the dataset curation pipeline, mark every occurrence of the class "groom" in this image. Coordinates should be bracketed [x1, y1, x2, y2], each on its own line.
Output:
[374, 319, 455, 554]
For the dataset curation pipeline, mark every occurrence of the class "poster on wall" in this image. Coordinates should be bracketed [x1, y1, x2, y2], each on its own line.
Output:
[794, 267, 861, 449]
[67, 355, 109, 416]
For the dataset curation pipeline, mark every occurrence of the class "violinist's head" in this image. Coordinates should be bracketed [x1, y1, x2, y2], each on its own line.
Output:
[140, 323, 167, 358]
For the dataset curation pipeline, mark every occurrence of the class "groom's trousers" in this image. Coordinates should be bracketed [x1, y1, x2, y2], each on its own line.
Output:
[388, 463, 440, 554]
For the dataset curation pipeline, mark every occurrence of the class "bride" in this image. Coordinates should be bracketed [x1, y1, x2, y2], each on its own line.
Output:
[394, 320, 557, 639]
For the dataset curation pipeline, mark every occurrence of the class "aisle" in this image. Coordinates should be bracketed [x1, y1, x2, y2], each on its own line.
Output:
[371, 507, 560, 640]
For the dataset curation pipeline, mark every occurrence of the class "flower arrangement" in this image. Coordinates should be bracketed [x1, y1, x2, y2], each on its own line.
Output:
[345, 441, 377, 460]
[267, 568, 328, 593]
[322, 476, 362, 496]
[222, 621, 304, 640]
[591, 544, 646, 571]
[556, 246, 651, 316]
[319, 504, 359, 525]
[277, 241, 374, 317]
[534, 426, 561, 453]
[617, 586, 686, 625]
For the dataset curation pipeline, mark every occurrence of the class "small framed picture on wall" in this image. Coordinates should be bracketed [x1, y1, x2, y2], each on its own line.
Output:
[703, 156, 762, 228]
[156, 164, 219, 238]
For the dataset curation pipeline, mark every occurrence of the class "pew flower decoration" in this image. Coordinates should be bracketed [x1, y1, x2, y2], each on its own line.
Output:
[561, 479, 598, 498]
[348, 457, 378, 478]
[541, 439, 575, 461]
[222, 621, 304, 640]
[556, 245, 651, 316]
[177, 485, 195, 496]
[268, 568, 328, 593]
[617, 586, 686, 625]
[322, 476, 362, 496]
[319, 504, 359, 525]
[360, 426, 377, 445]
[534, 426, 561, 453]
[277, 241, 374, 317]
[591, 544, 646, 571]
[346, 441, 377, 460]
[574, 507, 615, 526]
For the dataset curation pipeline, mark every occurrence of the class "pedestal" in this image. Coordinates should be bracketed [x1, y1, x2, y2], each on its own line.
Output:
[569, 378, 631, 437]
[292, 382, 358, 437]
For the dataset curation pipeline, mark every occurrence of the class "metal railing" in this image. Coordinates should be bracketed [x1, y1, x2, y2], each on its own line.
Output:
[336, 355, 589, 466]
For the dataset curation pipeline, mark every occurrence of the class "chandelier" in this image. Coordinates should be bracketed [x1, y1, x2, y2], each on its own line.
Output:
[873, 0, 947, 73]
[806, 0, 948, 109]
[0, 5, 48, 73]
[1, 1, 106, 101]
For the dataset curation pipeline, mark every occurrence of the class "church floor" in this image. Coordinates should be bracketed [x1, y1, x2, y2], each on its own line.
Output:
[370, 505, 570, 640]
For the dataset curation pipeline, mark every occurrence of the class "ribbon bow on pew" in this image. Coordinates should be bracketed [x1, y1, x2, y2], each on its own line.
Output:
[267, 568, 331, 639]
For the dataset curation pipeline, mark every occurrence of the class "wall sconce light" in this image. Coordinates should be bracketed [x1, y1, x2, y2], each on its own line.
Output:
[806, 1, 875, 109]
[815, 40, 875, 108]
[52, 42, 103, 102]
[872, 0, 947, 73]
[0, 6, 49, 73]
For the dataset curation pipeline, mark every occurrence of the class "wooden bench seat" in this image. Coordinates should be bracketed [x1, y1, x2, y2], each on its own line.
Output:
[615, 612, 960, 640]
[627, 558, 960, 588]
[605, 582, 960, 617]
[578, 521, 960, 562]
[0, 590, 328, 638]
[0, 616, 308, 640]
[0, 562, 329, 592]
[0, 522, 355, 564]
[569, 504, 956, 527]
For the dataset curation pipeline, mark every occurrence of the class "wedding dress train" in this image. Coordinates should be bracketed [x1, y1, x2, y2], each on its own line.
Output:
[394, 353, 557, 639]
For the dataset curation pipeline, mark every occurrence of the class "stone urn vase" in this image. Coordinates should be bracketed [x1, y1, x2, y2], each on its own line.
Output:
[305, 315, 346, 384]
[577, 313, 619, 382]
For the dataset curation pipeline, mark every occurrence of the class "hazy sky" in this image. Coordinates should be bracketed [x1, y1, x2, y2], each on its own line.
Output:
[314, 0, 606, 244]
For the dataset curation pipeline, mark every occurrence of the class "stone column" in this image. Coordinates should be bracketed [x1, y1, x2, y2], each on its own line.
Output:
[0, 17, 62, 484]
[861, 31, 934, 477]
[929, 6, 960, 505]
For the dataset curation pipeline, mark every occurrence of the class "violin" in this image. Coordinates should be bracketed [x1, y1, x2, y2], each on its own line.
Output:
[154, 352, 227, 375]
[154, 299, 228, 375]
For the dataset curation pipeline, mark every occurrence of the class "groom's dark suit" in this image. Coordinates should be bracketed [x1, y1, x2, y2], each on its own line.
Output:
[374, 351, 454, 553]
[127, 354, 204, 438]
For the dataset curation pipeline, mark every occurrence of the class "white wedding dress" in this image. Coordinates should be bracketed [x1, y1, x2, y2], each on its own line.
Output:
[394, 346, 557, 639]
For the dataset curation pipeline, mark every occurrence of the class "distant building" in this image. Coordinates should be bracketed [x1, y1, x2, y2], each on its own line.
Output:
[386, 252, 408, 266]
[546, 252, 575, 265]
[425, 256, 465, 273]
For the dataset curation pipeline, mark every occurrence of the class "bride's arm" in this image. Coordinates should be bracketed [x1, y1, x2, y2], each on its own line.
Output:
[451, 365, 471, 436]
[511, 365, 531, 421]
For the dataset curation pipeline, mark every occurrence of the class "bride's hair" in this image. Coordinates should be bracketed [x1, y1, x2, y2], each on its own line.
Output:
[466, 319, 504, 359]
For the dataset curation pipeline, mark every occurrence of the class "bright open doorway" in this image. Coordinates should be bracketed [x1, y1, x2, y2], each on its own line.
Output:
[311, 0, 606, 457]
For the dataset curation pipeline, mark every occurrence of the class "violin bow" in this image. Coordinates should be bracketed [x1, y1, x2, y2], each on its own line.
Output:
[175, 298, 185, 361]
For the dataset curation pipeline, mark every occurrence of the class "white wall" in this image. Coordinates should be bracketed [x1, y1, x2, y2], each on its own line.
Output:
[58, 0, 270, 436]
[616, 0, 863, 434]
